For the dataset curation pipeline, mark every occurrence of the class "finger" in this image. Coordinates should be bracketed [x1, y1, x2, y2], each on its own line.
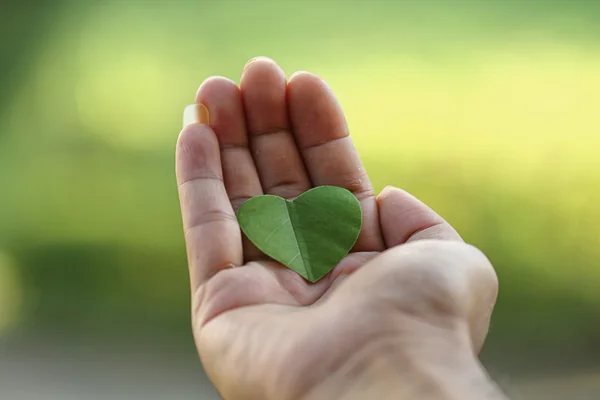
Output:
[287, 72, 384, 252]
[176, 123, 243, 289]
[376, 186, 462, 246]
[195, 77, 263, 209]
[240, 57, 311, 198]
[196, 77, 264, 261]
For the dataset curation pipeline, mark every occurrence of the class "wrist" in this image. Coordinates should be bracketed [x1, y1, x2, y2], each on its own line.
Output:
[303, 325, 506, 400]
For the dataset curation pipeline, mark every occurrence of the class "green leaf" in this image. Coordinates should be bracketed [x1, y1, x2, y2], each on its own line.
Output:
[237, 186, 362, 283]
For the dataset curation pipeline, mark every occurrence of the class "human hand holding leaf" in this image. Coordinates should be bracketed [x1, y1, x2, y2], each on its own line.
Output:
[176, 58, 495, 400]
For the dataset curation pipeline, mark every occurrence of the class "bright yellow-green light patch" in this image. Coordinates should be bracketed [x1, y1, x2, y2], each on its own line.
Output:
[73, 4, 198, 150]
[75, 51, 180, 149]
[3, 0, 600, 303]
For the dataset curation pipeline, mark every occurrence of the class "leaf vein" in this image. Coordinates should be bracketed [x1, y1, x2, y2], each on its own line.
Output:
[286, 252, 301, 266]
[263, 217, 291, 245]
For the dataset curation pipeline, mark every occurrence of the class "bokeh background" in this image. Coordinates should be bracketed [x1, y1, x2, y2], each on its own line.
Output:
[1, 0, 600, 398]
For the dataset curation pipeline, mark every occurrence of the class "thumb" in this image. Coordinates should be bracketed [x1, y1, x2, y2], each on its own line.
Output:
[332, 240, 498, 354]
[376, 186, 462, 246]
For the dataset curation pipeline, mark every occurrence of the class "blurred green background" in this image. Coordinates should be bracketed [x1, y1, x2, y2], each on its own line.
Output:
[1, 0, 600, 398]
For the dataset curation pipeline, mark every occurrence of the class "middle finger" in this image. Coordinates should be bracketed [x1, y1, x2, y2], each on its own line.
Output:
[241, 57, 312, 199]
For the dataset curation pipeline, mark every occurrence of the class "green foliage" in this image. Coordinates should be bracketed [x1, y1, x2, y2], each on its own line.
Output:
[238, 186, 362, 282]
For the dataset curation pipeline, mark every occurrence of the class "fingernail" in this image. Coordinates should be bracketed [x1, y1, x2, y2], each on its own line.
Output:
[183, 103, 209, 128]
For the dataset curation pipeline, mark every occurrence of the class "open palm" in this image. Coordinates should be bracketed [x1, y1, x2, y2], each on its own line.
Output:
[176, 58, 492, 400]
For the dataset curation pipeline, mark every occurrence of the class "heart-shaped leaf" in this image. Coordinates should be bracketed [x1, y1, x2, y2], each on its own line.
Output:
[237, 186, 362, 283]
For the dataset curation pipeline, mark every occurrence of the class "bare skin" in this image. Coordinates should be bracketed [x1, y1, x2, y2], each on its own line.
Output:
[176, 57, 506, 399]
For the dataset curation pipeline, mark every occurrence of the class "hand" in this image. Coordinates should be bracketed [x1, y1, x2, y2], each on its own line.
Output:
[176, 57, 502, 399]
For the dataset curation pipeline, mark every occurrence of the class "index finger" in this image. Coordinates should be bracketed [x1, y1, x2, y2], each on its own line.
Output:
[176, 120, 243, 290]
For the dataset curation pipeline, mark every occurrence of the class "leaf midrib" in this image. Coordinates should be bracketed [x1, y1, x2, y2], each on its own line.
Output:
[285, 199, 312, 281]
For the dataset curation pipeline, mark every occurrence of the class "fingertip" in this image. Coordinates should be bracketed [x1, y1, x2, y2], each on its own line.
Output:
[287, 69, 347, 148]
[176, 123, 222, 185]
[196, 76, 240, 103]
[242, 56, 280, 74]
[177, 122, 217, 150]
[288, 70, 305, 81]
[376, 186, 414, 207]
[194, 76, 247, 148]
[287, 71, 330, 98]
[240, 57, 286, 89]
[376, 187, 458, 246]
[376, 185, 399, 201]
[288, 70, 315, 82]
